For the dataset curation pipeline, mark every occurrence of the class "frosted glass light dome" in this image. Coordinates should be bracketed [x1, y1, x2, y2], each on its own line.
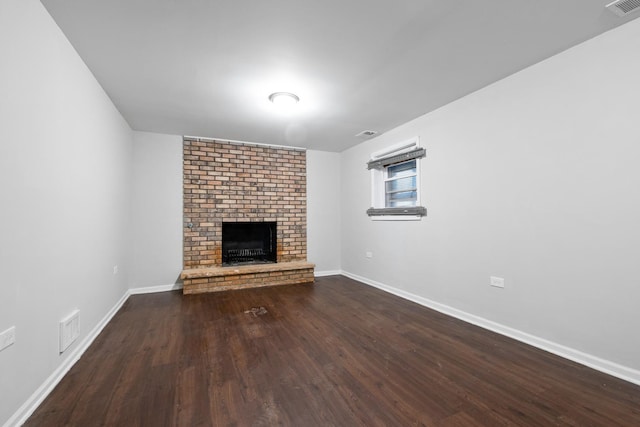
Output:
[268, 92, 299, 107]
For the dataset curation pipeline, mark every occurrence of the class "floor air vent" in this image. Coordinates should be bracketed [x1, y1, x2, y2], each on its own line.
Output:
[606, 0, 640, 16]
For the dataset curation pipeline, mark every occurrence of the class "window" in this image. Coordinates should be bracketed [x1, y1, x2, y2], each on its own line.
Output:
[385, 160, 417, 208]
[367, 138, 426, 220]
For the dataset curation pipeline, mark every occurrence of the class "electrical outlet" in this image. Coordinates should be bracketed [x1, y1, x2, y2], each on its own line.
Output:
[0, 326, 16, 352]
[113, 265, 119, 275]
[365, 251, 373, 259]
[490, 276, 505, 288]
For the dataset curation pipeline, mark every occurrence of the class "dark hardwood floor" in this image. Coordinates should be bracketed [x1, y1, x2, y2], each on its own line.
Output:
[26, 276, 640, 426]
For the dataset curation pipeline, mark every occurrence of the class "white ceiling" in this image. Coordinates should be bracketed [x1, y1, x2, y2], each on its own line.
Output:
[41, 0, 637, 152]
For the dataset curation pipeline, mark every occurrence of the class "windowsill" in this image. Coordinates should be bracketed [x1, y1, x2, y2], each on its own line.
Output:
[370, 215, 422, 221]
[366, 206, 426, 221]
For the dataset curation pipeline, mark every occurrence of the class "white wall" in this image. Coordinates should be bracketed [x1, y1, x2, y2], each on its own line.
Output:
[130, 131, 183, 289]
[0, 1, 133, 425]
[307, 150, 341, 273]
[341, 18, 640, 377]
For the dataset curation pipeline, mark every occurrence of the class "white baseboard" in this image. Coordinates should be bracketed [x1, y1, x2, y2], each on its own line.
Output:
[314, 270, 342, 277]
[6, 281, 186, 426]
[129, 282, 183, 295]
[4, 291, 131, 427]
[341, 270, 640, 387]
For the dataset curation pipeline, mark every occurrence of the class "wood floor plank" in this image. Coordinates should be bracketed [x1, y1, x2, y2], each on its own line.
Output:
[25, 275, 640, 426]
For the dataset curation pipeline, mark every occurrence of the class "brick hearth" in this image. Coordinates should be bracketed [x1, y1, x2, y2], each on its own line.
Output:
[180, 261, 315, 294]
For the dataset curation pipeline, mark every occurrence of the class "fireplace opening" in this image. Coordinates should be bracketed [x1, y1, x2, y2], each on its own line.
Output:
[222, 222, 277, 266]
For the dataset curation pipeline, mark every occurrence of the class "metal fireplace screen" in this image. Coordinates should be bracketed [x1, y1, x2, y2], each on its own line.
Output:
[221, 222, 277, 265]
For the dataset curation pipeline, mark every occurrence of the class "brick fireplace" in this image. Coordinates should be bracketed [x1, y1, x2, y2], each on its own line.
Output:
[180, 137, 314, 294]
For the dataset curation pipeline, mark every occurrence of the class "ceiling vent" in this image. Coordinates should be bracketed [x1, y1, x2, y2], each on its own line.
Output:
[606, 0, 640, 16]
[355, 130, 378, 138]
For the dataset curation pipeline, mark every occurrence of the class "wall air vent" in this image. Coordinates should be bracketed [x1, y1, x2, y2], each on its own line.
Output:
[355, 130, 378, 138]
[606, 0, 640, 16]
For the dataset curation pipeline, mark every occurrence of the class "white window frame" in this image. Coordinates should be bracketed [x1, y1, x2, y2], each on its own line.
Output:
[383, 159, 419, 208]
[368, 137, 425, 221]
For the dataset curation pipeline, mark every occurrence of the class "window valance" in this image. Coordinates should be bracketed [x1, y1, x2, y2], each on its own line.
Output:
[367, 147, 426, 170]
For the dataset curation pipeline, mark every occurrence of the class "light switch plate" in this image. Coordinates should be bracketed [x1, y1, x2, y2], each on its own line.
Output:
[0, 326, 16, 352]
[490, 276, 505, 288]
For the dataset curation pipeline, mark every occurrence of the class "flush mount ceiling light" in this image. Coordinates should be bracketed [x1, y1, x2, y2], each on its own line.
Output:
[268, 92, 299, 107]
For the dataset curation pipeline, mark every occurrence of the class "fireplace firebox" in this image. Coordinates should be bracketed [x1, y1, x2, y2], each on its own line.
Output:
[222, 222, 277, 266]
